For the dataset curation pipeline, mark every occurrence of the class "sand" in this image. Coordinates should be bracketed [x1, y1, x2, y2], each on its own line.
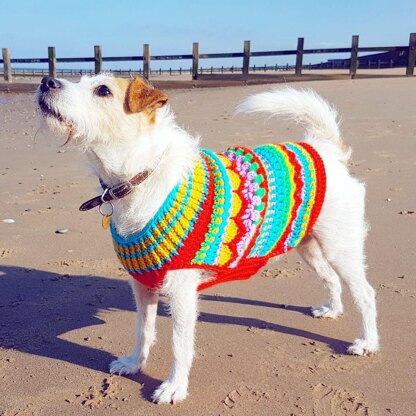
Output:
[0, 76, 415, 415]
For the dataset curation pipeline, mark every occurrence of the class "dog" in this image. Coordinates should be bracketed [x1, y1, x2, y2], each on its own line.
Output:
[36, 75, 379, 404]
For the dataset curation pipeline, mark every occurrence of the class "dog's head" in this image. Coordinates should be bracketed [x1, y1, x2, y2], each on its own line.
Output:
[36, 74, 169, 148]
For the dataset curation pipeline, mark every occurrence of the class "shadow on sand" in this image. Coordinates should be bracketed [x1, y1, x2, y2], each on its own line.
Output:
[0, 265, 349, 398]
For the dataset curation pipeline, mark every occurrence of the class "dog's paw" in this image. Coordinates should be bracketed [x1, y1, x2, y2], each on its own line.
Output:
[311, 304, 343, 319]
[109, 355, 142, 375]
[347, 338, 379, 356]
[152, 379, 188, 404]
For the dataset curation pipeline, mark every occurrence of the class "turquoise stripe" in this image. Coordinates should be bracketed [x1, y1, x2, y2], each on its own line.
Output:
[248, 145, 292, 258]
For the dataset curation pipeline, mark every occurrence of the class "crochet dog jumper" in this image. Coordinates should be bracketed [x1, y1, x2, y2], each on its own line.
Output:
[111, 143, 326, 291]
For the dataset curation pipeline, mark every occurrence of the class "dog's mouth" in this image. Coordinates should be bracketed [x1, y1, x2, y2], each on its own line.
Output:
[37, 96, 65, 122]
[37, 94, 75, 145]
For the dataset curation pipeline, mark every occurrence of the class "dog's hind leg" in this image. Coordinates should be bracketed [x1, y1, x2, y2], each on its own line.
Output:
[152, 269, 200, 404]
[313, 199, 379, 355]
[297, 234, 343, 319]
[110, 279, 159, 375]
[320, 237, 379, 355]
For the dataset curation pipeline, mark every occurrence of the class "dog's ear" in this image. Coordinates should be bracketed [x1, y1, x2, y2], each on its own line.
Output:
[126, 77, 168, 114]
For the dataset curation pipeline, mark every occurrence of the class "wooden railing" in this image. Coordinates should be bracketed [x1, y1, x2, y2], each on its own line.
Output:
[1, 33, 415, 82]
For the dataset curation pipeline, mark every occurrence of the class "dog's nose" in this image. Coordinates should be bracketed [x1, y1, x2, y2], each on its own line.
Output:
[40, 76, 62, 92]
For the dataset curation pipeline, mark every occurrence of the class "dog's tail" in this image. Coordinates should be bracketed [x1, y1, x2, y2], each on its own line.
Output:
[237, 87, 351, 163]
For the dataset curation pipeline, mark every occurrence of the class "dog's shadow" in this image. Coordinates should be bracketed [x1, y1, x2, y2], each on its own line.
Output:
[0, 265, 349, 400]
[198, 294, 349, 352]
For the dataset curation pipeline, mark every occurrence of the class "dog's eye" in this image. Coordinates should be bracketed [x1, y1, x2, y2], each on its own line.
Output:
[95, 85, 112, 97]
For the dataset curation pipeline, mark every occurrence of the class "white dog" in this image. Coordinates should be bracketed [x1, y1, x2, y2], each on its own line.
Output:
[36, 75, 379, 404]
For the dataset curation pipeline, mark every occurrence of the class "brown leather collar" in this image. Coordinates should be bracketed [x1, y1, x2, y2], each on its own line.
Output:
[79, 170, 150, 211]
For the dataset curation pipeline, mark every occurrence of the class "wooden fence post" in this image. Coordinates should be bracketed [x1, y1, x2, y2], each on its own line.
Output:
[2, 48, 12, 82]
[295, 37, 304, 76]
[48, 46, 56, 78]
[192, 42, 199, 80]
[406, 32, 416, 76]
[242, 40, 250, 79]
[94, 45, 102, 74]
[143, 44, 150, 79]
[350, 35, 359, 78]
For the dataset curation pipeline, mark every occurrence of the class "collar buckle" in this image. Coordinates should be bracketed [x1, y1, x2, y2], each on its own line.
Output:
[108, 181, 134, 200]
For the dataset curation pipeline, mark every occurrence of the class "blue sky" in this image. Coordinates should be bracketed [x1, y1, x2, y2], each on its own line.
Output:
[1, 0, 415, 69]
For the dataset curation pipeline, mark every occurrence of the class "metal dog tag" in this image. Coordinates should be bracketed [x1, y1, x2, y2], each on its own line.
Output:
[99, 199, 114, 230]
[102, 214, 111, 230]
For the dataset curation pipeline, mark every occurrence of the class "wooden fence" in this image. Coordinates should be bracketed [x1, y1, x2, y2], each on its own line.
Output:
[1, 33, 415, 83]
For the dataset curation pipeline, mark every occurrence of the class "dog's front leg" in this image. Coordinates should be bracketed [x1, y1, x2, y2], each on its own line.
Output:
[110, 279, 159, 375]
[152, 269, 200, 404]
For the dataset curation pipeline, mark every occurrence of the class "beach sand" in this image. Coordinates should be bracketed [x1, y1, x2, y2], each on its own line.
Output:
[0, 76, 415, 415]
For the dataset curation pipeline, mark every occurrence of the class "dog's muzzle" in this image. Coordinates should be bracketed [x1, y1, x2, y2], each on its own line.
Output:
[37, 77, 65, 121]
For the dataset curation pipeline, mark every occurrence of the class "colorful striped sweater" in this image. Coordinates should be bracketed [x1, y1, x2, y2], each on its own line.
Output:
[111, 143, 326, 291]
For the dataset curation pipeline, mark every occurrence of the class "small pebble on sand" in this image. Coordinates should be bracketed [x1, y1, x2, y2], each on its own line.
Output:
[2, 219, 15, 224]
[56, 228, 69, 234]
